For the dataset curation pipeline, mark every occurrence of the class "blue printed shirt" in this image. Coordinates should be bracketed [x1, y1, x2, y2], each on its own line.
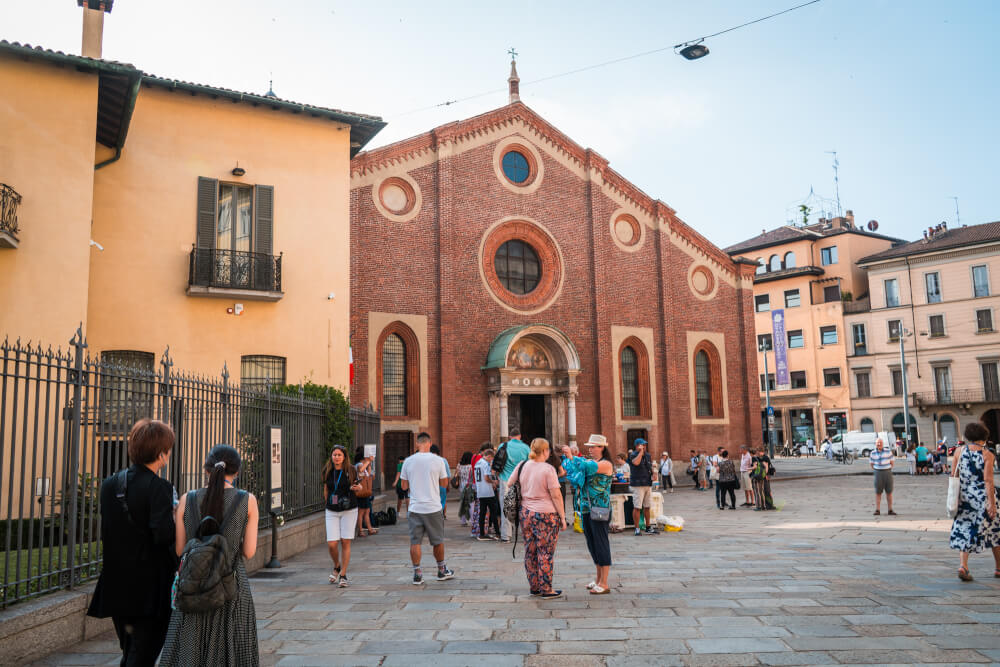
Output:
[870, 449, 893, 470]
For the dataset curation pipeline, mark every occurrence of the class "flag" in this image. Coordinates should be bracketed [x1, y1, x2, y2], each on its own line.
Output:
[349, 344, 354, 385]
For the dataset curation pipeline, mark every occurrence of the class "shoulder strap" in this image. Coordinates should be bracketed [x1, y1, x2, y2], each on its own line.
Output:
[114, 469, 136, 528]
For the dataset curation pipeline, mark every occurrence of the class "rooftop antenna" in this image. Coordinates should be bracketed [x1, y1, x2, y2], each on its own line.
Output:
[825, 151, 842, 217]
[950, 196, 961, 226]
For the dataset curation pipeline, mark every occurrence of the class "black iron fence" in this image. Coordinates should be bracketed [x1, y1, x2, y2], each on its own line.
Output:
[188, 247, 282, 293]
[0, 329, 377, 607]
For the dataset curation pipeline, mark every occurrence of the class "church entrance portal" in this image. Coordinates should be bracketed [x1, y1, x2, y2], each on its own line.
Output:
[484, 325, 581, 448]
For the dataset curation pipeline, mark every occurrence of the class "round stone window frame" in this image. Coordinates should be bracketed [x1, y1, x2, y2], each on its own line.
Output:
[688, 264, 719, 301]
[609, 209, 645, 252]
[479, 217, 564, 315]
[372, 173, 422, 223]
[492, 135, 545, 195]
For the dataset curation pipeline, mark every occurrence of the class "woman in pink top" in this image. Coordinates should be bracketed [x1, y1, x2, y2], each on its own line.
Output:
[508, 438, 567, 599]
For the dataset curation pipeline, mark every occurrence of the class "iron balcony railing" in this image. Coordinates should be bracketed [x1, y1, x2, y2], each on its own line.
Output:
[188, 247, 282, 292]
[1, 183, 22, 240]
[912, 388, 1000, 406]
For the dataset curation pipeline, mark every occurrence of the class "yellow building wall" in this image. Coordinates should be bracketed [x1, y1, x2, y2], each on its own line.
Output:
[0, 56, 98, 345]
[87, 87, 352, 389]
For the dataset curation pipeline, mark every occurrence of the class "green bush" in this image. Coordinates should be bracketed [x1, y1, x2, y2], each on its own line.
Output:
[271, 382, 352, 461]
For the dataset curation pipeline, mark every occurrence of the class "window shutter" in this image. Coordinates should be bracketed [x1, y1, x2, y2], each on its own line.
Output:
[196, 177, 218, 249]
[255, 185, 274, 255]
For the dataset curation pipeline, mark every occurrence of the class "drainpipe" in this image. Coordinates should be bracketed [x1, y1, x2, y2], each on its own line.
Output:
[94, 146, 121, 170]
[904, 256, 921, 378]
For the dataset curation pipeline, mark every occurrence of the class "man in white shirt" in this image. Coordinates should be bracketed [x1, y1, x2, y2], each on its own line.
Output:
[659, 452, 674, 493]
[400, 432, 454, 584]
[739, 445, 754, 507]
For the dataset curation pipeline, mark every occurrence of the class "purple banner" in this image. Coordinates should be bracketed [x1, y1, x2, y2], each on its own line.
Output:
[771, 309, 790, 388]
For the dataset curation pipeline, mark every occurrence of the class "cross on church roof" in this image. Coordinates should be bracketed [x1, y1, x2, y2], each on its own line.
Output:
[508, 47, 518, 61]
[507, 48, 520, 104]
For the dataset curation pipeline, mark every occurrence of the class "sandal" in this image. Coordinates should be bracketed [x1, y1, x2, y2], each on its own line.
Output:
[589, 585, 610, 595]
[873, 510, 880, 516]
[359, 529, 368, 537]
[369, 527, 378, 535]
[586, 581, 597, 590]
[329, 568, 340, 583]
[958, 566, 973, 582]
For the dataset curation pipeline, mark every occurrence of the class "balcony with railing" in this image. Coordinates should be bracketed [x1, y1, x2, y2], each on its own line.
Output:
[912, 388, 1000, 407]
[1, 183, 22, 248]
[187, 247, 283, 301]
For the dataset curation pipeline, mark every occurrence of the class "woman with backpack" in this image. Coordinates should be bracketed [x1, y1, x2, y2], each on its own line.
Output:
[354, 448, 377, 537]
[160, 444, 260, 667]
[507, 438, 567, 599]
[562, 434, 614, 595]
[324, 445, 362, 587]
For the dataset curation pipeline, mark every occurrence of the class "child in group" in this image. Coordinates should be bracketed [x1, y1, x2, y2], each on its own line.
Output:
[473, 449, 500, 541]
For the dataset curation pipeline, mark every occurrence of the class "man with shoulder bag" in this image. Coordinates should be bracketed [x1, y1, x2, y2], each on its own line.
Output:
[88, 419, 179, 667]
[628, 439, 656, 535]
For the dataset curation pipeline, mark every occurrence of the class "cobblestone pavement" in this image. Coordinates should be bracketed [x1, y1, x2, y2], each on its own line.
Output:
[35, 473, 1000, 666]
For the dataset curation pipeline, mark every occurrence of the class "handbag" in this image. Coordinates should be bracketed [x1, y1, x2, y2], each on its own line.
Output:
[709, 467, 719, 481]
[946, 476, 960, 518]
[354, 472, 373, 499]
[589, 505, 611, 522]
[450, 472, 461, 489]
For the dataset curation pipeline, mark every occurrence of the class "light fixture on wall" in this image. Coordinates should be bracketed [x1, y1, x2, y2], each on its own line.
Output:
[231, 162, 246, 177]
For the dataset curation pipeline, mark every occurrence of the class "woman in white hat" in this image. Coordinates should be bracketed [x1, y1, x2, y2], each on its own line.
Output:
[562, 434, 615, 594]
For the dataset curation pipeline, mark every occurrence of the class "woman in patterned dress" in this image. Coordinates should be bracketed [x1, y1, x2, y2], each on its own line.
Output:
[949, 421, 1000, 581]
[160, 444, 260, 666]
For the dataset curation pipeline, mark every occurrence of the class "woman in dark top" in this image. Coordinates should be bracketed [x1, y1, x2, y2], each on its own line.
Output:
[324, 445, 361, 587]
[716, 450, 738, 510]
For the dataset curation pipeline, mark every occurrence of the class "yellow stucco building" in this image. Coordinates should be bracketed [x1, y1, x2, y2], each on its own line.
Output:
[726, 213, 903, 449]
[0, 5, 384, 390]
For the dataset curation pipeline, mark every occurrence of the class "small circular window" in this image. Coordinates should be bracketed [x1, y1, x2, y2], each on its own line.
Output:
[495, 240, 541, 294]
[501, 151, 531, 184]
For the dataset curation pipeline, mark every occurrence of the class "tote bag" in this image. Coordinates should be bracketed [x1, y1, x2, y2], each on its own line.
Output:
[946, 476, 960, 518]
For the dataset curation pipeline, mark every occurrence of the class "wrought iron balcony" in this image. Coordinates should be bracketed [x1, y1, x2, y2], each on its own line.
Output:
[187, 247, 283, 301]
[1, 183, 22, 248]
[912, 388, 998, 407]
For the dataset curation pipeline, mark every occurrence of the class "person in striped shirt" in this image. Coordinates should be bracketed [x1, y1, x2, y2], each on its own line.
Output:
[870, 439, 896, 516]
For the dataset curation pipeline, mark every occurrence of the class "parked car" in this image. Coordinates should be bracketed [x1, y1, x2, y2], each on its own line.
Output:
[829, 431, 894, 458]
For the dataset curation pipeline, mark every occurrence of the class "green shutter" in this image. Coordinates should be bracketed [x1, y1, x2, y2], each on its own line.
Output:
[196, 177, 218, 249]
[255, 185, 274, 255]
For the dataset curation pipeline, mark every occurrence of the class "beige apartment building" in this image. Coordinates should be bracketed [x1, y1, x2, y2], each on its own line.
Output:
[845, 221, 1000, 445]
[0, 2, 384, 388]
[726, 213, 903, 448]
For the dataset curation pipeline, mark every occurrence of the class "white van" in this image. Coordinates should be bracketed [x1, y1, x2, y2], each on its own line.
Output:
[830, 431, 894, 458]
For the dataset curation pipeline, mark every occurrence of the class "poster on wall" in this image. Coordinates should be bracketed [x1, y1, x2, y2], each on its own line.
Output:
[269, 426, 282, 511]
[364, 444, 377, 460]
[771, 309, 790, 389]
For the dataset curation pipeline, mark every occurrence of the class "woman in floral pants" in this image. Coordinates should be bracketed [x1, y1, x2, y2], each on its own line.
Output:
[508, 438, 567, 600]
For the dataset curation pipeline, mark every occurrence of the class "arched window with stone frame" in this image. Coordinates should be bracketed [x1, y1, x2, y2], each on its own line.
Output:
[693, 340, 723, 418]
[376, 322, 421, 420]
[619, 337, 651, 420]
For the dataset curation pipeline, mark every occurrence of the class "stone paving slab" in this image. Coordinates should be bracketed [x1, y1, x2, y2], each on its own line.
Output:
[31, 474, 1000, 666]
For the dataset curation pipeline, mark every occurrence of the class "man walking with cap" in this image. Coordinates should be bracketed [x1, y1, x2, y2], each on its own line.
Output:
[870, 438, 896, 516]
[628, 438, 656, 535]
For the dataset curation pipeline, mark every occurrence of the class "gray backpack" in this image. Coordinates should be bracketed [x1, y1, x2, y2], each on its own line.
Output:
[172, 490, 246, 613]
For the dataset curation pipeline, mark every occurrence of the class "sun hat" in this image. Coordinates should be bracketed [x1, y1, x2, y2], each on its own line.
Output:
[585, 434, 607, 447]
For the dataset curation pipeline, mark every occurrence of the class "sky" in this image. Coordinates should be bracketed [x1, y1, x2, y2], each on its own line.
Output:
[3, 1, 997, 249]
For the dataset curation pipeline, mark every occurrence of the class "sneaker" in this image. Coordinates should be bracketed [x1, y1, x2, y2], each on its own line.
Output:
[634, 527, 641, 536]
[530, 590, 542, 596]
[338, 575, 349, 588]
[476, 535, 493, 542]
[501, 538, 510, 544]
[644, 526, 657, 534]
[436, 567, 455, 581]
[412, 570, 424, 585]
[540, 590, 564, 600]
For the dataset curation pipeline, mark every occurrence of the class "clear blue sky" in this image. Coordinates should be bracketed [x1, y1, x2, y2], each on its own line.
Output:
[4, 1, 997, 248]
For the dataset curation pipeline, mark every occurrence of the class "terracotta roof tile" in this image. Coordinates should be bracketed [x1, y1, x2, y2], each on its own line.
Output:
[858, 221, 1000, 264]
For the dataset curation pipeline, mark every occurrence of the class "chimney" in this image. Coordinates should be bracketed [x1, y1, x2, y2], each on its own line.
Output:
[845, 210, 855, 227]
[78, 0, 113, 59]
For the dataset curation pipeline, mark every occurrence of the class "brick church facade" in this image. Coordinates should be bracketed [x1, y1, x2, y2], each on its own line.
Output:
[350, 69, 761, 475]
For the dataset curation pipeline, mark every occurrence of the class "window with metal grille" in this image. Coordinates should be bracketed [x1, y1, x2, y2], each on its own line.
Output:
[382, 334, 407, 417]
[495, 240, 541, 294]
[695, 350, 713, 416]
[240, 355, 286, 391]
[929, 314, 945, 337]
[621, 346, 639, 417]
[100, 350, 155, 431]
[977, 309, 994, 333]
[856, 372, 871, 398]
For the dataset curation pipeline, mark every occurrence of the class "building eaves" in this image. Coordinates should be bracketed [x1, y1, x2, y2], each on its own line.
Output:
[723, 226, 815, 255]
[752, 265, 825, 284]
[141, 75, 386, 157]
[857, 221, 1000, 265]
